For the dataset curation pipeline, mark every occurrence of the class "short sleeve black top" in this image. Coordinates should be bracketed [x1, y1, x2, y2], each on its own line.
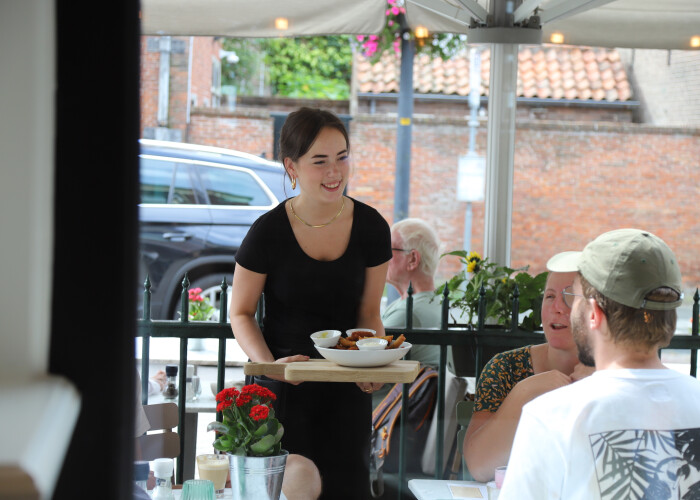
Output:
[234, 197, 391, 358]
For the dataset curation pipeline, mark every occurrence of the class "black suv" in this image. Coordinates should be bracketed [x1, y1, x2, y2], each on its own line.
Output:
[139, 139, 296, 319]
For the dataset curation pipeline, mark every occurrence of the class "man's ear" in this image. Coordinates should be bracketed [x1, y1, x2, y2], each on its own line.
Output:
[588, 298, 605, 331]
[407, 250, 421, 272]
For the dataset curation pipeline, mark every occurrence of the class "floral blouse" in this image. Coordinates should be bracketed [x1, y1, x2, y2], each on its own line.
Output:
[474, 346, 534, 413]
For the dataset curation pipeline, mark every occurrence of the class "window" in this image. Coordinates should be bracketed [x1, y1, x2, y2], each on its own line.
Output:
[211, 57, 221, 108]
[197, 165, 271, 206]
[140, 158, 196, 205]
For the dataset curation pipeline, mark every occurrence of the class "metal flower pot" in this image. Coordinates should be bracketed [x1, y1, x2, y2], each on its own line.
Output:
[227, 450, 288, 500]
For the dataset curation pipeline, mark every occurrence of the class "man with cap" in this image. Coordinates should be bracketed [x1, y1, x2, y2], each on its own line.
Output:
[499, 228, 700, 499]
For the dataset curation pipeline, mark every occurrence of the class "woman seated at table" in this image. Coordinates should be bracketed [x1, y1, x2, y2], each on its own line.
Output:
[463, 262, 594, 482]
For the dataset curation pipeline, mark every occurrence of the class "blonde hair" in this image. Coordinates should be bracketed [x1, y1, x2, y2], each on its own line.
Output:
[392, 218, 441, 277]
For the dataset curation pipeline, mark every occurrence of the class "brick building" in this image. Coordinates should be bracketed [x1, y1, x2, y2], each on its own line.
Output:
[140, 36, 700, 291]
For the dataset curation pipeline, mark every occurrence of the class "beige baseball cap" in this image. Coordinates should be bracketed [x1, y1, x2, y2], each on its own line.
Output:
[546, 229, 683, 310]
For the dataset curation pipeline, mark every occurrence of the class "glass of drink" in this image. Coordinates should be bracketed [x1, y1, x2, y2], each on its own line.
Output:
[494, 465, 507, 489]
[197, 454, 229, 498]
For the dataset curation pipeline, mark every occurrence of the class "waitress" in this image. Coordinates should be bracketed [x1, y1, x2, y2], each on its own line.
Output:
[230, 107, 391, 499]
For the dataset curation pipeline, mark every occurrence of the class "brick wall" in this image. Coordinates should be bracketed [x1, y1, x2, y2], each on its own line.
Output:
[140, 36, 221, 137]
[186, 108, 700, 291]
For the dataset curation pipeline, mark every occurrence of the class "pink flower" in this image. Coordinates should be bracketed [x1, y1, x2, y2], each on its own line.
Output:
[386, 9, 390, 16]
[387, 0, 396, 4]
[393, 38, 401, 54]
[391, 6, 399, 15]
[369, 34, 378, 41]
[388, 20, 394, 26]
[356, 35, 364, 42]
[400, 7, 406, 13]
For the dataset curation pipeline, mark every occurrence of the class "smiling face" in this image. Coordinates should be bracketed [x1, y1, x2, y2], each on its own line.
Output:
[287, 127, 349, 203]
[541, 271, 578, 351]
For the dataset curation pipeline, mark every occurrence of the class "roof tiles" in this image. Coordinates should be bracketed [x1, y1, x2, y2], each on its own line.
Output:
[357, 45, 633, 102]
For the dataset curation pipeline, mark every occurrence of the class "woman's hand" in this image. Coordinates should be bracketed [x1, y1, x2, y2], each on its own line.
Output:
[356, 382, 384, 394]
[265, 355, 310, 385]
[571, 363, 595, 381]
[511, 369, 572, 403]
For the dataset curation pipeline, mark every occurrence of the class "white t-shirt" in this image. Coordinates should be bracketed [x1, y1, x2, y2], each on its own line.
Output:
[499, 369, 700, 500]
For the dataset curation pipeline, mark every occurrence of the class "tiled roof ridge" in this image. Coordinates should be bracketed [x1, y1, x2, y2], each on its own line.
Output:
[356, 45, 632, 102]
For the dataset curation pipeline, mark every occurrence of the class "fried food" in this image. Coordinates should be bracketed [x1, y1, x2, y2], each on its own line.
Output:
[339, 337, 357, 348]
[388, 334, 405, 349]
[328, 332, 406, 350]
[348, 330, 375, 342]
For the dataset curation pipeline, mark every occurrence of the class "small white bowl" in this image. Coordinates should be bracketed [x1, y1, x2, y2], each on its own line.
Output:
[310, 329, 342, 348]
[345, 328, 377, 340]
[356, 337, 388, 350]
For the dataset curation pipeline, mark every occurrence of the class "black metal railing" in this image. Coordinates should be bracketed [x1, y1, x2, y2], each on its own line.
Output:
[137, 274, 700, 492]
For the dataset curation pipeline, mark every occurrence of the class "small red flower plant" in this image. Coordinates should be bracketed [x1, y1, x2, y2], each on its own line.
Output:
[207, 384, 283, 457]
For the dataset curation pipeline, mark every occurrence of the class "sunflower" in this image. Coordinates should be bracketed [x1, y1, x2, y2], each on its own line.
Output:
[466, 252, 482, 273]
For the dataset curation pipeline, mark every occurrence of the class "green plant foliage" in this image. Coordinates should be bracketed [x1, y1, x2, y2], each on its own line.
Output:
[222, 36, 353, 99]
[435, 251, 548, 330]
[263, 36, 353, 99]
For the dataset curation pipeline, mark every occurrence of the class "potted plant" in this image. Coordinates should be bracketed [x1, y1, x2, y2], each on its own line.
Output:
[207, 384, 287, 500]
[436, 251, 547, 330]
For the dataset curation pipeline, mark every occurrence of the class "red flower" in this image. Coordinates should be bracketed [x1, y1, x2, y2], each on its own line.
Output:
[236, 394, 252, 406]
[249, 405, 270, 421]
[216, 387, 239, 403]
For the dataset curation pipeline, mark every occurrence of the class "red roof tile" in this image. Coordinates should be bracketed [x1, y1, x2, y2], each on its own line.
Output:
[356, 45, 633, 102]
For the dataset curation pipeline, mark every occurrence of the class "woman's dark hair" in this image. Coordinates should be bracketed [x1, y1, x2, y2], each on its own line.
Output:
[278, 107, 350, 163]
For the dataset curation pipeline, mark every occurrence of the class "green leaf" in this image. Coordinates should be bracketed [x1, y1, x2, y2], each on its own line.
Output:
[250, 434, 276, 454]
[207, 422, 230, 434]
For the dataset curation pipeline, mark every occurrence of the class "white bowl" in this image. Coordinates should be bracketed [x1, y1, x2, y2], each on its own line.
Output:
[315, 342, 412, 368]
[356, 337, 388, 350]
[310, 329, 342, 348]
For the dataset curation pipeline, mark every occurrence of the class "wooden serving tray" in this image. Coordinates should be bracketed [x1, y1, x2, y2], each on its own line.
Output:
[243, 359, 420, 383]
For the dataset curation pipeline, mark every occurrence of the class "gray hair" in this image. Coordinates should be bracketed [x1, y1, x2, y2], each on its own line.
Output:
[392, 218, 441, 277]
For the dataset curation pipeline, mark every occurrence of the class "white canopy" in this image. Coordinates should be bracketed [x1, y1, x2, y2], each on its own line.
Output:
[140, 0, 700, 265]
[142, 0, 700, 50]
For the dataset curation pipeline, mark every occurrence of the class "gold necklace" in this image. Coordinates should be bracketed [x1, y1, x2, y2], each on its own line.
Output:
[290, 197, 345, 228]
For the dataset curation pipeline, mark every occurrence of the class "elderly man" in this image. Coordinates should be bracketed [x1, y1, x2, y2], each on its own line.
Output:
[382, 217, 443, 368]
[500, 228, 700, 499]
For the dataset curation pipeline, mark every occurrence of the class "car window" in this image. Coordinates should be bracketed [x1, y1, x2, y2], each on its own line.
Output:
[197, 165, 272, 206]
[140, 157, 196, 205]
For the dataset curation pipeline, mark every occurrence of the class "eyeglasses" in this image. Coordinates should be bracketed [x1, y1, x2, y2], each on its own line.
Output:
[391, 247, 412, 253]
[561, 285, 586, 308]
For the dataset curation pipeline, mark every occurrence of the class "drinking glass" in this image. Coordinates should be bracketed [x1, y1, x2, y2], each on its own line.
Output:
[197, 454, 228, 499]
[190, 375, 202, 401]
[494, 466, 507, 489]
[181, 479, 215, 500]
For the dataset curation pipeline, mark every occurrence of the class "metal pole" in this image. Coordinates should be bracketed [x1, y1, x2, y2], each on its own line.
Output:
[394, 24, 414, 224]
[483, 42, 517, 267]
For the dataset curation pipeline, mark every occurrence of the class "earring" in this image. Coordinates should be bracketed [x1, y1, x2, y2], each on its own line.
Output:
[291, 177, 297, 190]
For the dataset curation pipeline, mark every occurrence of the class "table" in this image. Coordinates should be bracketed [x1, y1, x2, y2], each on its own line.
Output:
[408, 479, 499, 500]
[147, 392, 217, 481]
[154, 487, 288, 499]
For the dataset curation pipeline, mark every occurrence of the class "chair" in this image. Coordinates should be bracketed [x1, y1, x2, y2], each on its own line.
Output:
[420, 370, 470, 477]
[136, 402, 180, 461]
[454, 400, 475, 480]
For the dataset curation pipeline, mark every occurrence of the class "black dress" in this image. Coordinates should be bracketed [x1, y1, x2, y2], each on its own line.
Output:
[235, 197, 391, 500]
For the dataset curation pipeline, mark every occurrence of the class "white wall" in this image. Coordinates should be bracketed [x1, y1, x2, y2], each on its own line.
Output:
[0, 0, 55, 380]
